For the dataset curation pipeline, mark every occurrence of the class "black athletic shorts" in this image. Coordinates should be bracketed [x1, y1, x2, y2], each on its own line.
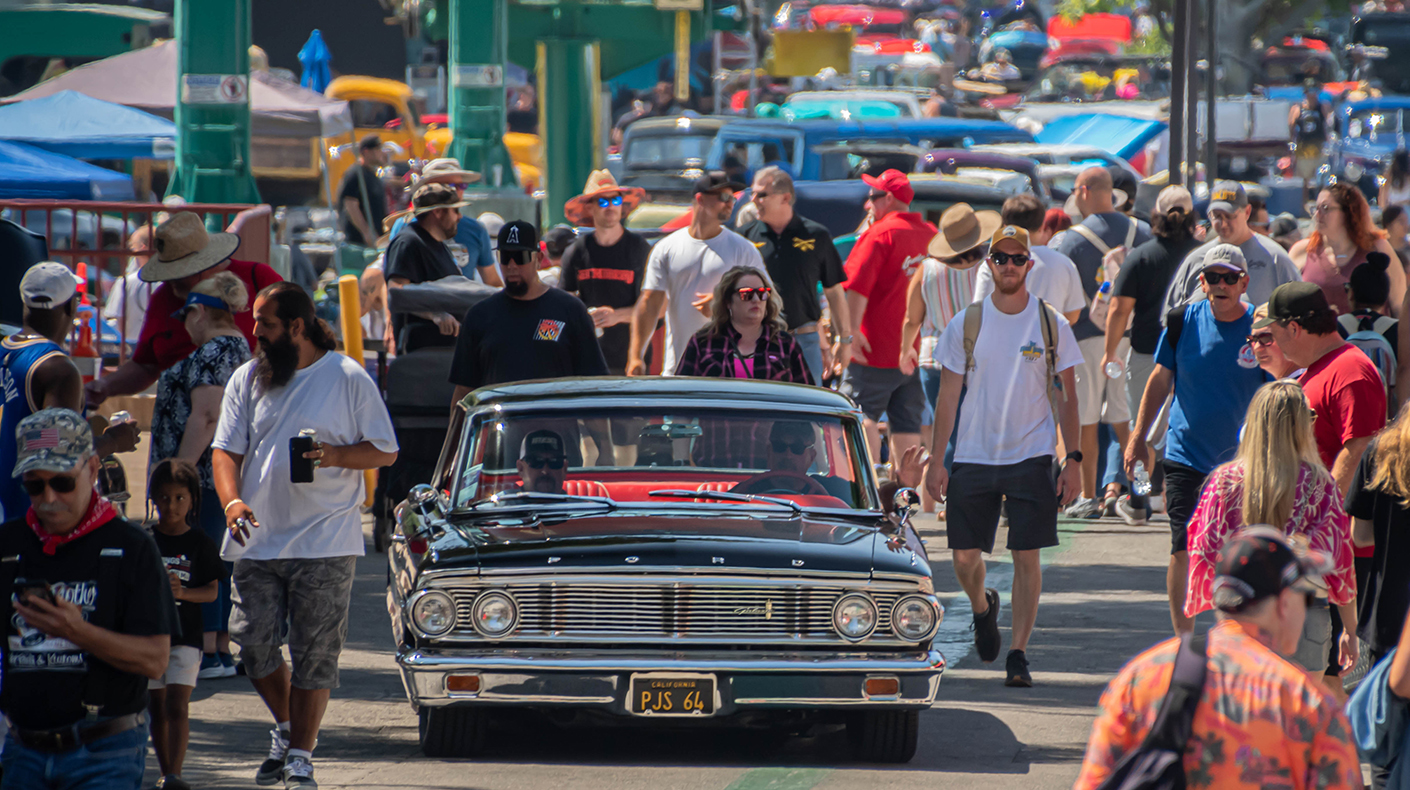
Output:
[947, 456, 1059, 554]
[1163, 459, 1209, 555]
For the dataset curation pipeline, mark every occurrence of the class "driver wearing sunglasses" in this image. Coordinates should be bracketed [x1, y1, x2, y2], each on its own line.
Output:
[515, 429, 569, 495]
[732, 421, 853, 500]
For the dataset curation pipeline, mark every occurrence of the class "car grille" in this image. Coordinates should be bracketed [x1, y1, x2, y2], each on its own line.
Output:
[447, 583, 904, 643]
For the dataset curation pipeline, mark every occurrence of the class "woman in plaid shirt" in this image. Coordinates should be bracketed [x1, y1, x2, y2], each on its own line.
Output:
[674, 266, 813, 384]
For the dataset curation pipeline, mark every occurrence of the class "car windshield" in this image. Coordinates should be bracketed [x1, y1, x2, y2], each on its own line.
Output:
[1347, 108, 1405, 139]
[1025, 62, 1169, 102]
[624, 134, 715, 170]
[452, 408, 875, 511]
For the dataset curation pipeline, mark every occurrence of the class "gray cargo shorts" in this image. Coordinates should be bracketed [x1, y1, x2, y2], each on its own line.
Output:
[229, 556, 358, 690]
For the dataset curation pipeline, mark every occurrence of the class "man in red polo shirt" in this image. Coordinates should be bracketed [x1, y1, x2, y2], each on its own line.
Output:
[86, 212, 283, 407]
[843, 169, 938, 464]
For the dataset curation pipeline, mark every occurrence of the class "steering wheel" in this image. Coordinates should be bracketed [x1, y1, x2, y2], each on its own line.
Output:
[731, 471, 830, 497]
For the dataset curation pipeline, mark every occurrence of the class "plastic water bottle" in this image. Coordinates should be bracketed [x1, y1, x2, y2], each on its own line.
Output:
[1104, 360, 1124, 380]
[1132, 461, 1152, 496]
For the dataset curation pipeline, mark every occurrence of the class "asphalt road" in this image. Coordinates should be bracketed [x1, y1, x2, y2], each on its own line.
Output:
[162, 509, 1178, 790]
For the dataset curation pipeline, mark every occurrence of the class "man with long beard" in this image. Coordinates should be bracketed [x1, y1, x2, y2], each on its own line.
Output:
[926, 225, 1083, 689]
[212, 282, 398, 788]
[449, 220, 607, 404]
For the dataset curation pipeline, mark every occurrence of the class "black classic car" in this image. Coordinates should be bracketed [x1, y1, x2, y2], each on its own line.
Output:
[388, 378, 944, 762]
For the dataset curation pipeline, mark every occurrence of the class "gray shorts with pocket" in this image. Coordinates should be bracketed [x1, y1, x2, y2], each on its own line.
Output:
[229, 556, 358, 690]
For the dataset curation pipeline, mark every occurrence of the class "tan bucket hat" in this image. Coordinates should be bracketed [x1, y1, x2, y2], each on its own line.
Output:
[563, 170, 647, 227]
[139, 212, 240, 282]
[928, 203, 1002, 259]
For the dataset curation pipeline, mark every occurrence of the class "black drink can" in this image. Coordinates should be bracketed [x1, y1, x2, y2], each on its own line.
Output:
[290, 428, 317, 484]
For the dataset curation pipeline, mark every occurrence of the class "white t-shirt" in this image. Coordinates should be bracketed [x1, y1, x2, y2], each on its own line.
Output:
[212, 350, 399, 561]
[103, 269, 154, 343]
[972, 246, 1086, 316]
[937, 294, 1083, 465]
[642, 227, 765, 374]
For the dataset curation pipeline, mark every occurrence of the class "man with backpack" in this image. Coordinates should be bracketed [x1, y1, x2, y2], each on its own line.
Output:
[1054, 166, 1152, 518]
[1337, 250, 1398, 413]
[926, 224, 1083, 688]
[1074, 527, 1362, 790]
[1126, 244, 1271, 636]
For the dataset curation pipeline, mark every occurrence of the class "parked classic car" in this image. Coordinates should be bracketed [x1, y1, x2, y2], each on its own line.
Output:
[617, 115, 729, 204]
[389, 378, 943, 762]
[1327, 97, 1410, 200]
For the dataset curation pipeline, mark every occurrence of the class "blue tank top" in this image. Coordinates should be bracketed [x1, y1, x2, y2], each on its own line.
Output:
[0, 336, 66, 521]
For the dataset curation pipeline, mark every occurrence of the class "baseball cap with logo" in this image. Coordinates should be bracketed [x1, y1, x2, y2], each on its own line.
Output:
[1252, 281, 1333, 329]
[13, 408, 94, 476]
[1212, 525, 1332, 612]
[498, 220, 539, 252]
[861, 169, 915, 205]
[989, 224, 1031, 251]
[1208, 181, 1249, 215]
[693, 171, 746, 197]
[20, 262, 82, 309]
[520, 429, 566, 460]
[1202, 243, 1247, 273]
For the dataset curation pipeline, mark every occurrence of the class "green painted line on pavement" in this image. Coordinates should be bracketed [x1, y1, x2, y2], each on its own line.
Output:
[985, 515, 1106, 565]
[724, 767, 833, 790]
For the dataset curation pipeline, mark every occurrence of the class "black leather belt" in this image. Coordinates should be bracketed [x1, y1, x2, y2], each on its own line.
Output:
[14, 712, 146, 753]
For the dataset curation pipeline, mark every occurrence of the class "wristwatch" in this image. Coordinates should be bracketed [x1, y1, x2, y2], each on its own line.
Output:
[839, 335, 854, 345]
[1064, 451, 1083, 464]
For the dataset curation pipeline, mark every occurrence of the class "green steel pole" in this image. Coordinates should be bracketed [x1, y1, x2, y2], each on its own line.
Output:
[170, 0, 260, 205]
[537, 39, 600, 227]
[448, 0, 518, 189]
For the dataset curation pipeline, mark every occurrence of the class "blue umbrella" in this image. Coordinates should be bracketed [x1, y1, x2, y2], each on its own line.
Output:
[298, 29, 332, 94]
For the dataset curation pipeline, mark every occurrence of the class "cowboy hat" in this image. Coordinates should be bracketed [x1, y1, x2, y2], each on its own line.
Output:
[1063, 188, 1129, 222]
[564, 170, 646, 227]
[411, 157, 481, 188]
[928, 203, 1002, 258]
[410, 182, 472, 217]
[139, 212, 240, 282]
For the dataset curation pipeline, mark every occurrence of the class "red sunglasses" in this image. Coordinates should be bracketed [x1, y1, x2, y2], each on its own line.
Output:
[736, 287, 773, 301]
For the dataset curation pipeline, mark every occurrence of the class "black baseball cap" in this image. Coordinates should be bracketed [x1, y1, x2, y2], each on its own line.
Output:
[1251, 281, 1332, 329]
[542, 224, 577, 258]
[1212, 526, 1332, 612]
[520, 429, 566, 460]
[693, 171, 745, 196]
[497, 219, 539, 263]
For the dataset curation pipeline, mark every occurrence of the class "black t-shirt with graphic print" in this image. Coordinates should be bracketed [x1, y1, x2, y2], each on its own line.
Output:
[0, 516, 176, 729]
[560, 230, 651, 371]
[152, 526, 227, 649]
[449, 288, 608, 391]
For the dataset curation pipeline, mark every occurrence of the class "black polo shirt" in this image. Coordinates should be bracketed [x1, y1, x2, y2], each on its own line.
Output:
[738, 214, 845, 330]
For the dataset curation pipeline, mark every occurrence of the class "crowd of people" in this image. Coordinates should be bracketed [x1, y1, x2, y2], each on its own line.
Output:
[11, 141, 1410, 788]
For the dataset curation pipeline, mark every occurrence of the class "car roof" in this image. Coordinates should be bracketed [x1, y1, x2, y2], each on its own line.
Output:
[624, 115, 729, 135]
[463, 377, 859, 412]
[971, 143, 1112, 156]
[1343, 97, 1410, 113]
[717, 117, 1028, 139]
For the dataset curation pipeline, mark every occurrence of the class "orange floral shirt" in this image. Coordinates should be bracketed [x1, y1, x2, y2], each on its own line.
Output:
[1075, 620, 1362, 790]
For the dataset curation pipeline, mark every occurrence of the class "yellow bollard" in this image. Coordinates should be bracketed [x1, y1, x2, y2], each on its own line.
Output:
[337, 275, 377, 508]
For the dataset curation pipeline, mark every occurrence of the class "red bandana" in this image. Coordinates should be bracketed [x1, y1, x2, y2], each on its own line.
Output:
[27, 490, 119, 555]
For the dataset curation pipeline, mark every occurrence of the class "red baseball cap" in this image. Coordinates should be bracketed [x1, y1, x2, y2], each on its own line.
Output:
[861, 169, 914, 205]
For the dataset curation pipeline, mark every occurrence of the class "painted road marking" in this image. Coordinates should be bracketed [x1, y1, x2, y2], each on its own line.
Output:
[724, 768, 833, 790]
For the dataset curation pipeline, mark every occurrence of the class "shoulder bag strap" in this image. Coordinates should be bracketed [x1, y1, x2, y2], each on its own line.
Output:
[1037, 298, 1064, 428]
[1123, 217, 1138, 249]
[81, 547, 125, 721]
[962, 302, 984, 378]
[1069, 223, 1110, 255]
[1141, 632, 1208, 751]
[0, 550, 18, 643]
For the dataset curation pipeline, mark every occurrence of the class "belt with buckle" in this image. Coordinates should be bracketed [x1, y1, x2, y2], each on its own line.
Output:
[791, 322, 819, 335]
[14, 712, 145, 753]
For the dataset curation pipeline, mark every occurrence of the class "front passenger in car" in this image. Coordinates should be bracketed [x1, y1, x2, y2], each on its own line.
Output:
[515, 430, 568, 495]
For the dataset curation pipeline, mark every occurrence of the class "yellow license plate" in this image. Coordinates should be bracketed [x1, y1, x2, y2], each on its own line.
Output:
[629, 674, 716, 716]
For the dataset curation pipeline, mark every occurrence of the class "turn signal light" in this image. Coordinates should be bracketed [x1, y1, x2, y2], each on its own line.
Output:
[446, 674, 481, 693]
[864, 677, 899, 697]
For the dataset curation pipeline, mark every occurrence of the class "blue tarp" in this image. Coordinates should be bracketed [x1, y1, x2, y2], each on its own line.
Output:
[0, 91, 174, 160]
[0, 140, 135, 200]
[299, 30, 333, 94]
[1034, 113, 1168, 160]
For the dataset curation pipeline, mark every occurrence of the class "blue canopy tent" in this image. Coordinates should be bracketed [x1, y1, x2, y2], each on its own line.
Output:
[0, 140, 135, 200]
[0, 91, 175, 161]
[1034, 114, 1168, 161]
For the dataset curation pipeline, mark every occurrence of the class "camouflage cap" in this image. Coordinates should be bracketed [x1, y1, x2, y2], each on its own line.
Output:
[13, 408, 94, 477]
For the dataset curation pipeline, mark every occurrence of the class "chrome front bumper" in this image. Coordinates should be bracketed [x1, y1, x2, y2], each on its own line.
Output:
[398, 647, 944, 713]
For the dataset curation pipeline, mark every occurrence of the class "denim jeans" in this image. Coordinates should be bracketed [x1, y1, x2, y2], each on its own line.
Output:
[794, 330, 823, 385]
[1, 725, 147, 790]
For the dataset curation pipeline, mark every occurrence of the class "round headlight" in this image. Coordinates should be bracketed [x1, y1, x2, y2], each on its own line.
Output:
[832, 593, 878, 641]
[892, 595, 940, 641]
[410, 590, 456, 636]
[471, 590, 519, 638]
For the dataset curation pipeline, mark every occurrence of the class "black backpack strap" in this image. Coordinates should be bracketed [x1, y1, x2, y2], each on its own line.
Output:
[1141, 633, 1208, 752]
[1163, 307, 1187, 357]
[80, 546, 125, 721]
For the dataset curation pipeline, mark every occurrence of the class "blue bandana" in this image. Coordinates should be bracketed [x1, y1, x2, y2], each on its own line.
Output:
[171, 292, 229, 318]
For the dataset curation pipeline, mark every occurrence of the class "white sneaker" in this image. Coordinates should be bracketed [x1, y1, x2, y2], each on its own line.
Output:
[283, 755, 318, 789]
[1114, 494, 1147, 526]
[256, 729, 289, 786]
[1063, 497, 1101, 519]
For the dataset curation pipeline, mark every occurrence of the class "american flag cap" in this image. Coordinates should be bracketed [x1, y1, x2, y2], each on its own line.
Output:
[13, 408, 93, 477]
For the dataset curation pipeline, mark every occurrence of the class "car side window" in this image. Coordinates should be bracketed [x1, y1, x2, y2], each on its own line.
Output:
[351, 99, 400, 129]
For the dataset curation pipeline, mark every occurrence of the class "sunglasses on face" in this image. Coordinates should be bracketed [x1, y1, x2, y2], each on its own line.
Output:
[22, 474, 79, 496]
[866, 191, 888, 201]
[524, 456, 566, 470]
[989, 251, 1030, 267]
[737, 287, 773, 302]
[1246, 333, 1276, 347]
[771, 439, 810, 454]
[1313, 203, 1340, 215]
[1203, 270, 1243, 286]
[597, 195, 624, 208]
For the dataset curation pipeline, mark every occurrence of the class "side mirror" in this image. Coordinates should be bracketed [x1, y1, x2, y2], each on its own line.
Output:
[399, 484, 447, 540]
[892, 487, 920, 526]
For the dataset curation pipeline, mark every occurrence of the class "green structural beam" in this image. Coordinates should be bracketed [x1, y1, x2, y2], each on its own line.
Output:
[169, 0, 260, 205]
[537, 38, 600, 226]
[448, 0, 519, 189]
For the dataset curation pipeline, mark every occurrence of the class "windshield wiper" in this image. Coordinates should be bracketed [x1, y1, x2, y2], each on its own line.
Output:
[647, 489, 801, 514]
[472, 491, 616, 510]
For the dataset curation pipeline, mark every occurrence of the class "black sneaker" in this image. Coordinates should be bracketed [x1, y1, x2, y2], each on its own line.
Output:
[972, 588, 1001, 663]
[256, 728, 289, 786]
[1005, 649, 1033, 687]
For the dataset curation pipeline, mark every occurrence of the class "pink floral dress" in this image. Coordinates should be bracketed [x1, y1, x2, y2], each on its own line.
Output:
[1185, 462, 1355, 618]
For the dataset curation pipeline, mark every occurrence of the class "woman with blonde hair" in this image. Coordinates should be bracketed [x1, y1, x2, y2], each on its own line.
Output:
[1185, 380, 1358, 672]
[674, 265, 812, 383]
[150, 270, 253, 678]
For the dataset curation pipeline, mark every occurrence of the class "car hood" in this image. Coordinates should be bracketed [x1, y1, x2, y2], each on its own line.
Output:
[430, 509, 927, 579]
